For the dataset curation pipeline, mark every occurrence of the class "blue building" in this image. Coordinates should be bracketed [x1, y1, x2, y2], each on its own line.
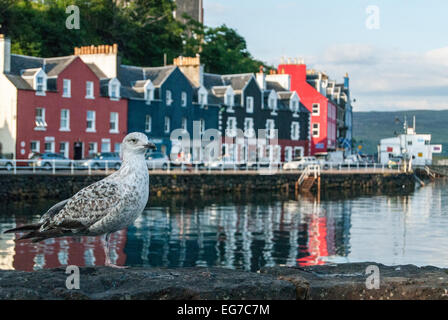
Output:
[119, 61, 219, 157]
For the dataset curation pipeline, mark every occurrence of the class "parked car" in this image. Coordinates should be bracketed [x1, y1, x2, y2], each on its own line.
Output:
[78, 152, 121, 170]
[28, 153, 73, 170]
[0, 157, 14, 171]
[283, 156, 318, 170]
[146, 152, 169, 170]
[203, 156, 241, 170]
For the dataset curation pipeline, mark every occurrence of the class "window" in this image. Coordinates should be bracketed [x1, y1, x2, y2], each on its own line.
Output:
[59, 142, 69, 158]
[30, 141, 40, 153]
[226, 93, 234, 107]
[266, 119, 276, 139]
[181, 117, 187, 131]
[145, 115, 152, 133]
[36, 76, 44, 92]
[246, 96, 254, 113]
[44, 141, 55, 153]
[291, 100, 299, 113]
[86, 81, 94, 99]
[164, 116, 170, 133]
[109, 112, 119, 133]
[114, 143, 121, 153]
[63, 79, 71, 97]
[166, 90, 173, 106]
[35, 108, 47, 130]
[145, 114, 152, 132]
[101, 139, 111, 153]
[86, 111, 96, 132]
[88, 142, 97, 155]
[226, 117, 237, 137]
[291, 122, 300, 140]
[312, 103, 320, 116]
[407, 141, 412, 146]
[199, 93, 206, 105]
[109, 79, 121, 100]
[244, 118, 254, 137]
[181, 92, 187, 107]
[60, 109, 70, 131]
[312, 123, 320, 137]
[111, 84, 119, 99]
[146, 88, 154, 103]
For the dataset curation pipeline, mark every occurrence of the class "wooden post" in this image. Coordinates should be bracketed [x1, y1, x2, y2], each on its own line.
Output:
[317, 176, 321, 203]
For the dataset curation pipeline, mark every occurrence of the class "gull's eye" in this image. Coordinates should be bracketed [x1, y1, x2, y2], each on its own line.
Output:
[129, 138, 137, 144]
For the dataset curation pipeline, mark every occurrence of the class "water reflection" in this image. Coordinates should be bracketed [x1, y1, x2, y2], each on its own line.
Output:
[1, 180, 447, 271]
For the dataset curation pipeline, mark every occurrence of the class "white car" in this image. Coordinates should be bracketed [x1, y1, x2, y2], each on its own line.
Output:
[283, 156, 318, 170]
[146, 152, 169, 170]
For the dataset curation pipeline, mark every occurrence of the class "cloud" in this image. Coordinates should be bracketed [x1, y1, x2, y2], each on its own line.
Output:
[305, 44, 448, 111]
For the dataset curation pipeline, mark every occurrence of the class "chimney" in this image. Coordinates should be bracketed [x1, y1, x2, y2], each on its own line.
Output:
[0, 35, 11, 73]
[344, 72, 349, 89]
[173, 54, 203, 87]
[74, 44, 119, 78]
[256, 65, 266, 90]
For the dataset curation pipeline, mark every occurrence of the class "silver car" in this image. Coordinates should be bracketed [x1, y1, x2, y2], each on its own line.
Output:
[146, 152, 169, 170]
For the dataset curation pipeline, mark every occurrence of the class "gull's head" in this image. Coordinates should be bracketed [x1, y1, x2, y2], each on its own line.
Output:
[121, 132, 156, 156]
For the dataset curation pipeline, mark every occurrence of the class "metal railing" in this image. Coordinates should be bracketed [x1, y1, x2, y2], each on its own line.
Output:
[0, 159, 404, 175]
[297, 164, 321, 186]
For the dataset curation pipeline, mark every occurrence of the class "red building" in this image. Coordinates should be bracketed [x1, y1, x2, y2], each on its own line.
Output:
[0, 36, 127, 160]
[277, 63, 337, 155]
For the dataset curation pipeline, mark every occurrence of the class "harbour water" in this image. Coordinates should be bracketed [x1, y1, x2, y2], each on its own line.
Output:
[1, 179, 447, 271]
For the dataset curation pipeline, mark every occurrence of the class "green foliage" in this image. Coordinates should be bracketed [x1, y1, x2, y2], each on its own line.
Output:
[0, 0, 270, 72]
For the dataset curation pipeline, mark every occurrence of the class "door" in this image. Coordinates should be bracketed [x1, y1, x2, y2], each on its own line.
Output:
[74, 142, 83, 160]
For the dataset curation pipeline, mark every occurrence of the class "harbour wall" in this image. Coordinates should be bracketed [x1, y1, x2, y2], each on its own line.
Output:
[0, 172, 415, 200]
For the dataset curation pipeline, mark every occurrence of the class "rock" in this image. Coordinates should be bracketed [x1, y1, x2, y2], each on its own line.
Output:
[261, 262, 448, 300]
[0, 267, 296, 300]
[2, 263, 447, 300]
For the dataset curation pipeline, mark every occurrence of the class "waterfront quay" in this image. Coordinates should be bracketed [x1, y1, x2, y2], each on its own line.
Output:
[0, 168, 416, 200]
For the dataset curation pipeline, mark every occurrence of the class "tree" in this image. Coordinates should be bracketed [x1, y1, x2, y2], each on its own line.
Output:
[0, 0, 270, 73]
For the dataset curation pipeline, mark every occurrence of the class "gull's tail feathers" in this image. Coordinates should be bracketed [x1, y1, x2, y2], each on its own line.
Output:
[3, 223, 41, 234]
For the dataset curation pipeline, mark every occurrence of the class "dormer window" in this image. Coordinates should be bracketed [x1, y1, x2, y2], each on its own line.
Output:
[290, 93, 300, 115]
[224, 86, 234, 108]
[198, 86, 208, 106]
[108, 78, 121, 101]
[63, 79, 71, 98]
[27, 68, 47, 96]
[144, 80, 155, 104]
[267, 91, 278, 113]
[36, 77, 44, 92]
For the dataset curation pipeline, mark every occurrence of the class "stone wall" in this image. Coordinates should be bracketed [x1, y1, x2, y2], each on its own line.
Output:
[1, 263, 448, 300]
[0, 172, 415, 200]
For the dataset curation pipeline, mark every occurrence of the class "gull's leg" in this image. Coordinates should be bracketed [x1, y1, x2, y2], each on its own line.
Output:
[102, 233, 128, 269]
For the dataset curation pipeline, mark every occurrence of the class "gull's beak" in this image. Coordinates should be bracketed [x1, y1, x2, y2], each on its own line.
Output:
[144, 142, 157, 150]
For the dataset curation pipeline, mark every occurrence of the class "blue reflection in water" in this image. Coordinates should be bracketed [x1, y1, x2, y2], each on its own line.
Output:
[1, 180, 448, 271]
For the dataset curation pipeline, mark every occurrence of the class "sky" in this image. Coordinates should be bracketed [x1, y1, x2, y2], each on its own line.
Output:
[204, 0, 448, 112]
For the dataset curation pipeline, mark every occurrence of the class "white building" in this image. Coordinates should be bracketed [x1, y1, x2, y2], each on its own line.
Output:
[379, 119, 442, 166]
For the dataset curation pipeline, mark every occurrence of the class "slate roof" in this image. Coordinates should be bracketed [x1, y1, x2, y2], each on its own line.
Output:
[266, 80, 287, 92]
[7, 54, 108, 91]
[118, 65, 176, 99]
[221, 73, 253, 91]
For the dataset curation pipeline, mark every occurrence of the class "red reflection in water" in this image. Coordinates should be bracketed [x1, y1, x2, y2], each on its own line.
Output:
[297, 215, 329, 266]
[12, 231, 127, 271]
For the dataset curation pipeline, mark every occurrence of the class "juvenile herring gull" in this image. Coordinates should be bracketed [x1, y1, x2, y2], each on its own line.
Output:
[4, 132, 156, 268]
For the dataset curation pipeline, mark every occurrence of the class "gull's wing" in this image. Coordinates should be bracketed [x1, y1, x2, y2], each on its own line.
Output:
[40, 179, 125, 233]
